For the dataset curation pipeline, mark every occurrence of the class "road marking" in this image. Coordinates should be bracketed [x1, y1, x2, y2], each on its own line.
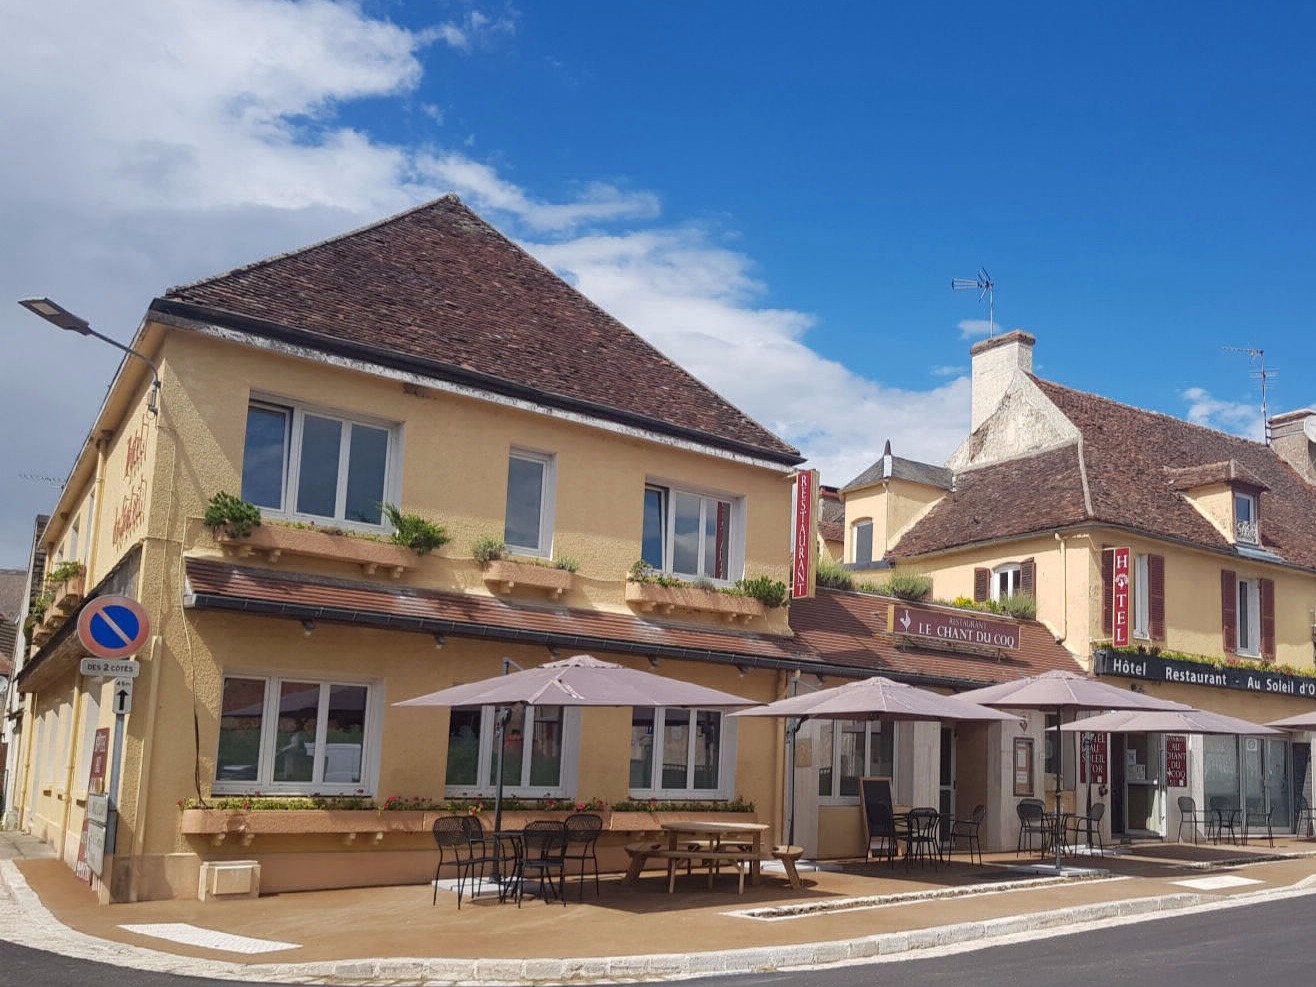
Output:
[118, 923, 299, 954]
[1171, 875, 1263, 890]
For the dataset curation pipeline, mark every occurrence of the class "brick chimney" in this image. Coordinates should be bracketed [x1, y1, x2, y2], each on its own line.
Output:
[969, 330, 1036, 432]
[1269, 408, 1316, 484]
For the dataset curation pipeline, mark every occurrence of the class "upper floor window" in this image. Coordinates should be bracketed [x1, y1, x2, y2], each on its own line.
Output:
[852, 519, 874, 566]
[504, 450, 555, 557]
[1133, 553, 1150, 639]
[445, 704, 573, 797]
[629, 707, 734, 798]
[818, 719, 895, 801]
[242, 400, 397, 528]
[1236, 576, 1261, 657]
[992, 563, 1022, 601]
[214, 675, 375, 794]
[1234, 491, 1258, 545]
[641, 483, 740, 581]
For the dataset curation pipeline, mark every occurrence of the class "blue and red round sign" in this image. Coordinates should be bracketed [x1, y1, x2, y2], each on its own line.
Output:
[77, 595, 151, 659]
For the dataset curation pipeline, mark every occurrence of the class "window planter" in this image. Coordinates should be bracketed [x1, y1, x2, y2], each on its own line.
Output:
[48, 572, 86, 617]
[481, 559, 574, 599]
[625, 582, 766, 623]
[215, 525, 414, 578]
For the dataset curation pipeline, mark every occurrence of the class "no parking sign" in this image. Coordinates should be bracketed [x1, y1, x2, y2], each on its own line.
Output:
[77, 595, 151, 659]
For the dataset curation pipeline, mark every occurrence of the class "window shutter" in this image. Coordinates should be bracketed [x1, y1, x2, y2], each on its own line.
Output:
[1020, 558, 1036, 596]
[1148, 554, 1166, 641]
[1220, 569, 1237, 653]
[973, 568, 989, 602]
[1101, 549, 1114, 636]
[1260, 577, 1276, 660]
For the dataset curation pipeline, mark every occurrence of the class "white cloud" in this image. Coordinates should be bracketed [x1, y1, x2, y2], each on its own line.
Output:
[0, 0, 968, 566]
[958, 319, 994, 339]
[1181, 387, 1265, 441]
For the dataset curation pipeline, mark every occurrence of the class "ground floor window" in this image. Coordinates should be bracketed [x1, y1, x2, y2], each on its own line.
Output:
[629, 708, 733, 798]
[214, 676, 374, 793]
[1204, 734, 1295, 828]
[818, 720, 895, 801]
[445, 705, 572, 797]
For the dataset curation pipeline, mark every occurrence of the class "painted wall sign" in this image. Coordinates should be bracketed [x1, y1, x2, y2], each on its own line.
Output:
[1079, 731, 1108, 785]
[1165, 735, 1188, 788]
[1112, 547, 1131, 647]
[1096, 649, 1316, 698]
[889, 602, 1020, 651]
[791, 469, 819, 600]
[112, 419, 151, 549]
[77, 596, 150, 659]
[88, 727, 109, 794]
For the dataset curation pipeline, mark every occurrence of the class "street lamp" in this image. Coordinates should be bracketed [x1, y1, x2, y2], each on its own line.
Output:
[18, 297, 160, 415]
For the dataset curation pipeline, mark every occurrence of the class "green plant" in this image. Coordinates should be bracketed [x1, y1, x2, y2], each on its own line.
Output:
[472, 535, 507, 564]
[553, 556, 580, 573]
[875, 571, 933, 602]
[381, 504, 448, 555]
[609, 797, 755, 813]
[203, 491, 262, 538]
[735, 575, 789, 608]
[45, 560, 85, 587]
[815, 557, 854, 591]
[996, 592, 1037, 620]
[628, 560, 687, 587]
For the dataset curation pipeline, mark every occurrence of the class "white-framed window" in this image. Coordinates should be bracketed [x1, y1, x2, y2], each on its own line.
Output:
[445, 705, 576, 797]
[1236, 577, 1262, 657]
[504, 450, 555, 557]
[83, 494, 94, 563]
[992, 563, 1022, 601]
[1133, 553, 1151, 640]
[1234, 491, 1259, 544]
[641, 483, 742, 582]
[852, 519, 874, 566]
[818, 720, 896, 801]
[241, 399, 398, 528]
[213, 675, 379, 794]
[629, 707, 736, 798]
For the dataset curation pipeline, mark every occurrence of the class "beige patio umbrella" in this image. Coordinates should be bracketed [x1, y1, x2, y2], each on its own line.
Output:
[1265, 710, 1316, 730]
[1060, 707, 1281, 737]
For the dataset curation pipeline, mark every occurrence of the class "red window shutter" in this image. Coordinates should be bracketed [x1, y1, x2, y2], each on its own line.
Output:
[1148, 554, 1166, 642]
[1221, 570, 1237, 653]
[973, 568, 989, 602]
[1101, 549, 1114, 636]
[1260, 577, 1276, 660]
[1021, 558, 1036, 596]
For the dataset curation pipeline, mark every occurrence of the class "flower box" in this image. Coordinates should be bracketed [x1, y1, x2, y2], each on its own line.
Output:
[625, 582, 766, 622]
[48, 572, 86, 616]
[482, 559, 574, 599]
[216, 525, 415, 578]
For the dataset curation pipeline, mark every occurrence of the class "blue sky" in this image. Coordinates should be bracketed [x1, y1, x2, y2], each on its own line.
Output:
[1, 1, 1311, 566]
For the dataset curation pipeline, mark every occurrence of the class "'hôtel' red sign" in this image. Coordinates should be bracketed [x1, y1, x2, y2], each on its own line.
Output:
[888, 602, 1020, 651]
[1112, 547, 1131, 647]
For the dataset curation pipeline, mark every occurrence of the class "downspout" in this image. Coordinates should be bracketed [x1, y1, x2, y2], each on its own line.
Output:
[1053, 532, 1069, 645]
[128, 635, 162, 902]
[57, 678, 87, 859]
[86, 434, 110, 580]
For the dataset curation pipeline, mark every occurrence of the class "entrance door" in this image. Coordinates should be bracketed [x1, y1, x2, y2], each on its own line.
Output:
[1242, 736, 1291, 830]
[1123, 732, 1164, 837]
[938, 726, 955, 844]
[1110, 734, 1127, 838]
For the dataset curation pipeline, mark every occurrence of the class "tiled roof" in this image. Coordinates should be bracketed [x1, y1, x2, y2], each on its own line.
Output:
[788, 589, 1082, 689]
[0, 569, 26, 622]
[842, 456, 953, 493]
[818, 487, 844, 544]
[1164, 460, 1268, 492]
[890, 444, 1090, 557]
[156, 196, 800, 465]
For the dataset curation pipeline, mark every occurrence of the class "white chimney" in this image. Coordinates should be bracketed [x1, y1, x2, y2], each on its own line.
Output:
[970, 330, 1036, 432]
[1269, 408, 1316, 484]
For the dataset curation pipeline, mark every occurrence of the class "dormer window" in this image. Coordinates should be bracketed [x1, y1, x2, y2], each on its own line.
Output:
[1234, 491, 1258, 545]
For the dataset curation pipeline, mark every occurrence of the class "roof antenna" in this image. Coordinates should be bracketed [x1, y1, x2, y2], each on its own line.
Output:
[1222, 346, 1277, 445]
[951, 268, 996, 337]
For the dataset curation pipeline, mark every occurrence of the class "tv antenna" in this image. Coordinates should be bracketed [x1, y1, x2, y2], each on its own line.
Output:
[1222, 346, 1277, 445]
[18, 473, 63, 487]
[951, 268, 996, 337]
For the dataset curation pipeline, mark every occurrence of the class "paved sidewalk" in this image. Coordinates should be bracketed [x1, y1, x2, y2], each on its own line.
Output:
[2, 830, 1316, 984]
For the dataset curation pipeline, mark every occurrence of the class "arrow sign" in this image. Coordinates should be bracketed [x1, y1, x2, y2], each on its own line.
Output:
[112, 677, 133, 716]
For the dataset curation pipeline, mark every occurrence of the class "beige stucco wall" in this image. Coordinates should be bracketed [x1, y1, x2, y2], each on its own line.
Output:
[841, 480, 946, 566]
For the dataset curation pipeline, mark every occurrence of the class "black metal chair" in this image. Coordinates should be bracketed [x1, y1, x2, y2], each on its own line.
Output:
[865, 802, 902, 865]
[948, 804, 986, 865]
[1209, 795, 1240, 845]
[563, 812, 603, 899]
[1295, 795, 1316, 839]
[1243, 797, 1274, 847]
[1016, 798, 1048, 857]
[1176, 795, 1212, 844]
[903, 807, 942, 870]
[1066, 801, 1106, 856]
[431, 815, 499, 908]
[517, 819, 568, 906]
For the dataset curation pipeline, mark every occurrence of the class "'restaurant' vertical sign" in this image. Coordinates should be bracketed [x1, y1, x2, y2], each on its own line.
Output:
[792, 469, 819, 599]
[1112, 547, 1131, 647]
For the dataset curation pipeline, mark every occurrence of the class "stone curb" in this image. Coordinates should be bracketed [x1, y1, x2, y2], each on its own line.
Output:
[3, 859, 1316, 985]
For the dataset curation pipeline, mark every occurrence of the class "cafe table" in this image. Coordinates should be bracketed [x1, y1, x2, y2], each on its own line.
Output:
[658, 819, 770, 887]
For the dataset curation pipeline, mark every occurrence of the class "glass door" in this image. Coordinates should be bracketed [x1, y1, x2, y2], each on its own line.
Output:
[1243, 736, 1291, 829]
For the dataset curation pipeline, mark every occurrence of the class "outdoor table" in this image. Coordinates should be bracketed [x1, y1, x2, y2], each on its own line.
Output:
[658, 820, 770, 888]
[489, 829, 524, 902]
[1041, 811, 1072, 858]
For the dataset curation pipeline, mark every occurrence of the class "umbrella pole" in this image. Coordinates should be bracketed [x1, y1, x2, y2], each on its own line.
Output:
[1053, 711, 1064, 872]
[492, 705, 511, 834]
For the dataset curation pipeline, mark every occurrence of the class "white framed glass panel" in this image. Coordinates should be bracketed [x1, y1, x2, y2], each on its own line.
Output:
[242, 403, 291, 510]
[296, 414, 343, 518]
[1234, 492, 1258, 544]
[992, 564, 1022, 600]
[641, 487, 667, 570]
[216, 677, 266, 784]
[505, 452, 554, 556]
[820, 721, 896, 802]
[853, 520, 874, 565]
[652, 486, 735, 581]
[445, 706, 573, 798]
[1133, 553, 1150, 639]
[344, 424, 389, 524]
[1237, 577, 1261, 656]
[629, 708, 731, 798]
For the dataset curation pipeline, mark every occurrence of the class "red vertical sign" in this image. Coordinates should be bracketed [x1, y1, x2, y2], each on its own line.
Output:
[1165, 735, 1188, 787]
[791, 469, 819, 599]
[1079, 732, 1108, 785]
[1112, 547, 1131, 646]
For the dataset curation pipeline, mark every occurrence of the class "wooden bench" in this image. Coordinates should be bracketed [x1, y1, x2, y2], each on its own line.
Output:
[771, 844, 804, 890]
[624, 841, 805, 894]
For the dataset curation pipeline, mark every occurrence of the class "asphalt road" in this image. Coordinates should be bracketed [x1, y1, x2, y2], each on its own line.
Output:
[0, 895, 1309, 986]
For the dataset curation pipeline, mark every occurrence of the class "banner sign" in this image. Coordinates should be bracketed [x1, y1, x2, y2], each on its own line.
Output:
[791, 469, 819, 600]
[1079, 731, 1108, 785]
[888, 601, 1020, 651]
[1165, 735, 1188, 787]
[1112, 547, 1131, 647]
[1096, 649, 1316, 698]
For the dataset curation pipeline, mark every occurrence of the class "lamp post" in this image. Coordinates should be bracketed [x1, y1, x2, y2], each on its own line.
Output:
[18, 298, 161, 415]
[1082, 733, 1094, 847]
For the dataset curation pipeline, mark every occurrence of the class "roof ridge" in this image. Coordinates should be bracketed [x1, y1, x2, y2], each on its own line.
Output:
[1075, 435, 1095, 517]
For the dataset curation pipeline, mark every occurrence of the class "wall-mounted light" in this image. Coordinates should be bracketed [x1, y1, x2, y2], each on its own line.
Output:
[547, 645, 560, 659]
[736, 665, 748, 678]
[433, 633, 445, 650]
[301, 619, 316, 637]
[647, 656, 659, 669]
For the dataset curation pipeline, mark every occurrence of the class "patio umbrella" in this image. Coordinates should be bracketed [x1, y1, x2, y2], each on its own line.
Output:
[396, 655, 757, 831]
[732, 675, 1021, 845]
[1059, 707, 1281, 737]
[957, 670, 1188, 872]
[1265, 710, 1316, 730]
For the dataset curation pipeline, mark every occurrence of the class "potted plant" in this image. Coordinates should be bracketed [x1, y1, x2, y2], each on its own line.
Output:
[473, 536, 577, 598]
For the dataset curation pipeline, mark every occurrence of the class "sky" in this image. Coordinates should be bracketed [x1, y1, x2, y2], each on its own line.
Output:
[2, 1, 1313, 568]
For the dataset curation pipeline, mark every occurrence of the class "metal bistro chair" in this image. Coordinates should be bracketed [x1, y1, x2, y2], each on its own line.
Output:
[1176, 795, 1213, 844]
[1016, 798, 1048, 857]
[517, 820, 568, 907]
[865, 802, 902, 866]
[903, 807, 942, 870]
[1243, 797, 1274, 847]
[1209, 795, 1240, 845]
[1295, 795, 1316, 839]
[431, 815, 500, 909]
[948, 804, 987, 865]
[1066, 801, 1106, 857]
[563, 812, 603, 900]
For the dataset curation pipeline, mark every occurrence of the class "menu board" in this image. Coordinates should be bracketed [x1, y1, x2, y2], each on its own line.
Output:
[1165, 735, 1188, 788]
